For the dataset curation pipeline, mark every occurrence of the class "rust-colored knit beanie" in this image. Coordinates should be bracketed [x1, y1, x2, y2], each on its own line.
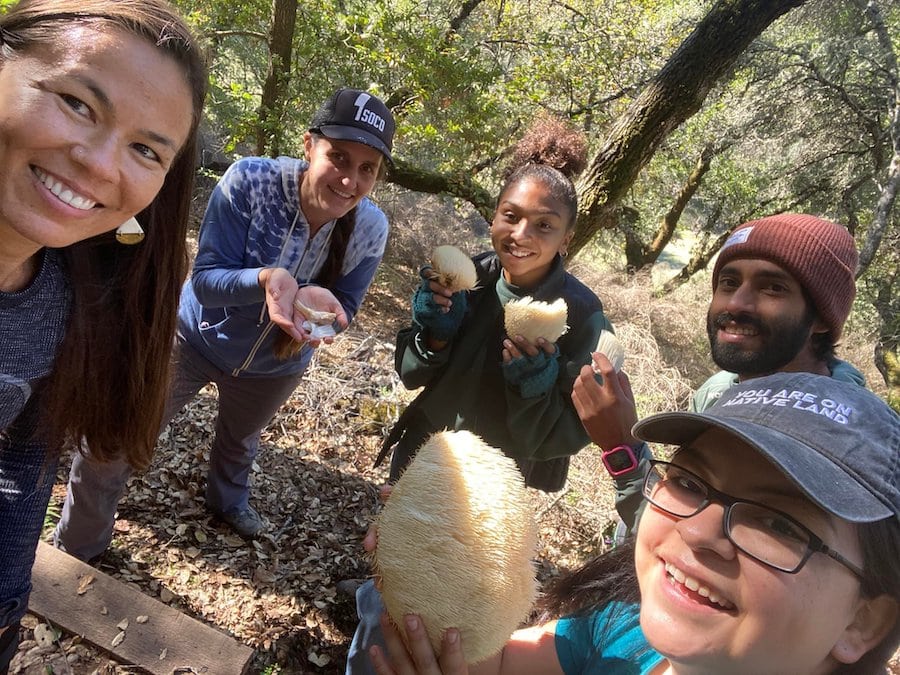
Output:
[712, 213, 858, 340]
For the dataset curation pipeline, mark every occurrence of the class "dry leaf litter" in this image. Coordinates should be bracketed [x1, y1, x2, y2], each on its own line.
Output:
[11, 229, 896, 675]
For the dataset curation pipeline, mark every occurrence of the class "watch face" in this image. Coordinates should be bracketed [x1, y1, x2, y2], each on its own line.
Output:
[606, 449, 635, 472]
[603, 446, 638, 476]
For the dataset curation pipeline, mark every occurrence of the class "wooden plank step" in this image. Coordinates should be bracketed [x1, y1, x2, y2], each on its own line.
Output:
[29, 541, 255, 674]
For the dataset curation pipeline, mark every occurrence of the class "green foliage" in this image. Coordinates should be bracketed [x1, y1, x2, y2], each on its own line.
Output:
[179, 0, 700, 177]
[42, 500, 60, 538]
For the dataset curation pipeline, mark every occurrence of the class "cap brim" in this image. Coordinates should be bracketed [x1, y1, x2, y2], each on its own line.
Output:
[633, 411, 893, 523]
[315, 124, 392, 162]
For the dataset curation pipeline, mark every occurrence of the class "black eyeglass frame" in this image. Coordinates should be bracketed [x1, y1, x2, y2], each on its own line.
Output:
[642, 460, 865, 579]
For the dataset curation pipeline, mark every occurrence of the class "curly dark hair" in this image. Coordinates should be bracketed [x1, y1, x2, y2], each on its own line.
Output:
[498, 115, 588, 229]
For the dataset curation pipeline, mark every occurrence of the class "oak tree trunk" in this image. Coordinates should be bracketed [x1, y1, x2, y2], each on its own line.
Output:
[256, 0, 298, 156]
[628, 143, 717, 271]
[569, 0, 806, 257]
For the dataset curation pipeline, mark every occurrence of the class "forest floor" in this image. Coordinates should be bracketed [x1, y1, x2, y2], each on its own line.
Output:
[14, 274, 635, 675]
[9, 190, 897, 675]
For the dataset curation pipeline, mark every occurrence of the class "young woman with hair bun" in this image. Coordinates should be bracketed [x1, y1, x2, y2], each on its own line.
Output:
[348, 116, 615, 675]
[377, 115, 614, 494]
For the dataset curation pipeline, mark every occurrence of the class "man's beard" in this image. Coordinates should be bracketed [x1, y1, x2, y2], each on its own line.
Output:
[706, 307, 816, 377]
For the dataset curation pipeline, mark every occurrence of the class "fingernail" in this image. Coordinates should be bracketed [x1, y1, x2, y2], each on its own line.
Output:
[446, 629, 458, 644]
[405, 615, 419, 631]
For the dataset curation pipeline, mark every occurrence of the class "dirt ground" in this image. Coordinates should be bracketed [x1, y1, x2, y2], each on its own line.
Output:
[12, 272, 631, 674]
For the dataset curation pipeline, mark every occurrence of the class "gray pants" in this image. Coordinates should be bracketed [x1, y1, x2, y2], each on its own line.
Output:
[54, 335, 306, 561]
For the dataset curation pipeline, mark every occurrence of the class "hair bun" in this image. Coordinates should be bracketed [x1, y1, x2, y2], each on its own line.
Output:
[506, 114, 588, 180]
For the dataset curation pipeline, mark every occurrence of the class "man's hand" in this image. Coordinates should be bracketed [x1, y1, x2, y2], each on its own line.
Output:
[571, 352, 639, 451]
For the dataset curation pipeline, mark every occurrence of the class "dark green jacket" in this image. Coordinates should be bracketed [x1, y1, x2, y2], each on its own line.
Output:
[379, 252, 612, 492]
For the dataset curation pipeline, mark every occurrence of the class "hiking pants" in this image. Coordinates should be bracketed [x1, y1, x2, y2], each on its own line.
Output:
[54, 334, 306, 561]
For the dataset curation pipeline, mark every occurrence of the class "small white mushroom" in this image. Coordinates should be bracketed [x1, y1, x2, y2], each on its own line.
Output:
[274, 299, 338, 360]
[292, 299, 336, 325]
[594, 329, 625, 372]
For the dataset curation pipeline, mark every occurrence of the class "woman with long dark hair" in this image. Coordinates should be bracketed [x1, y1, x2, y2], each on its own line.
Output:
[0, 0, 207, 668]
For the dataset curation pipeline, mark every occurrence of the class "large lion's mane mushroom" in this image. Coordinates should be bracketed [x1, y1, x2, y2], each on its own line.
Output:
[374, 430, 538, 664]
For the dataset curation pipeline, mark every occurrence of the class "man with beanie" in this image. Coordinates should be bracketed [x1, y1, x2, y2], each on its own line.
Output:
[572, 213, 866, 534]
[692, 212, 862, 410]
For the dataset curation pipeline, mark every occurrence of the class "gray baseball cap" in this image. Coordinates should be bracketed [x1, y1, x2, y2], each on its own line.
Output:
[309, 88, 395, 162]
[634, 372, 900, 523]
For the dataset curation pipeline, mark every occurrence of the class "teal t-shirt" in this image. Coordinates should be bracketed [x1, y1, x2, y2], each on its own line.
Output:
[555, 601, 663, 674]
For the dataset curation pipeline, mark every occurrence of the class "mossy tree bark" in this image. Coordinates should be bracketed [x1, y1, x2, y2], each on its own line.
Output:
[661, 207, 729, 294]
[853, 0, 899, 279]
[850, 0, 899, 395]
[568, 0, 806, 257]
[255, 0, 298, 157]
[625, 143, 719, 271]
[870, 263, 900, 410]
[387, 158, 495, 222]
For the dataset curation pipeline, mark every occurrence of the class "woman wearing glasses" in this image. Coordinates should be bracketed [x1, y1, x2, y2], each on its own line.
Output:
[368, 371, 900, 675]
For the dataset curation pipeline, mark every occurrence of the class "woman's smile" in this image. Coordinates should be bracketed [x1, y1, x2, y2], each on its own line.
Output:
[663, 560, 735, 610]
[32, 167, 98, 211]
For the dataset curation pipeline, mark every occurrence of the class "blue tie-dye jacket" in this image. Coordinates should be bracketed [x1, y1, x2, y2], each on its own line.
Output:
[178, 156, 388, 377]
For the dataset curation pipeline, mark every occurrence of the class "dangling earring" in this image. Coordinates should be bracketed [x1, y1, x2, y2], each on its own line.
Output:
[560, 250, 568, 258]
[115, 217, 145, 245]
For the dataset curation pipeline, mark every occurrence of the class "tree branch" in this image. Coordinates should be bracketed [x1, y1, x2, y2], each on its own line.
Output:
[570, 0, 807, 257]
[385, 159, 494, 222]
[854, 0, 900, 277]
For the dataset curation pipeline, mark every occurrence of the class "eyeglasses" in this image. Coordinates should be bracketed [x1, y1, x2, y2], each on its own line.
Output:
[642, 460, 864, 578]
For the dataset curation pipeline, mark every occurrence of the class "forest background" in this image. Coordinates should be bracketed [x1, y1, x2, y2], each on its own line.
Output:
[3, 0, 900, 673]
[175, 0, 899, 402]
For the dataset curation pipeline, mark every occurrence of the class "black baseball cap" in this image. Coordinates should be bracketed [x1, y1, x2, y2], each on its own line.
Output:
[309, 88, 395, 162]
[634, 372, 900, 523]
